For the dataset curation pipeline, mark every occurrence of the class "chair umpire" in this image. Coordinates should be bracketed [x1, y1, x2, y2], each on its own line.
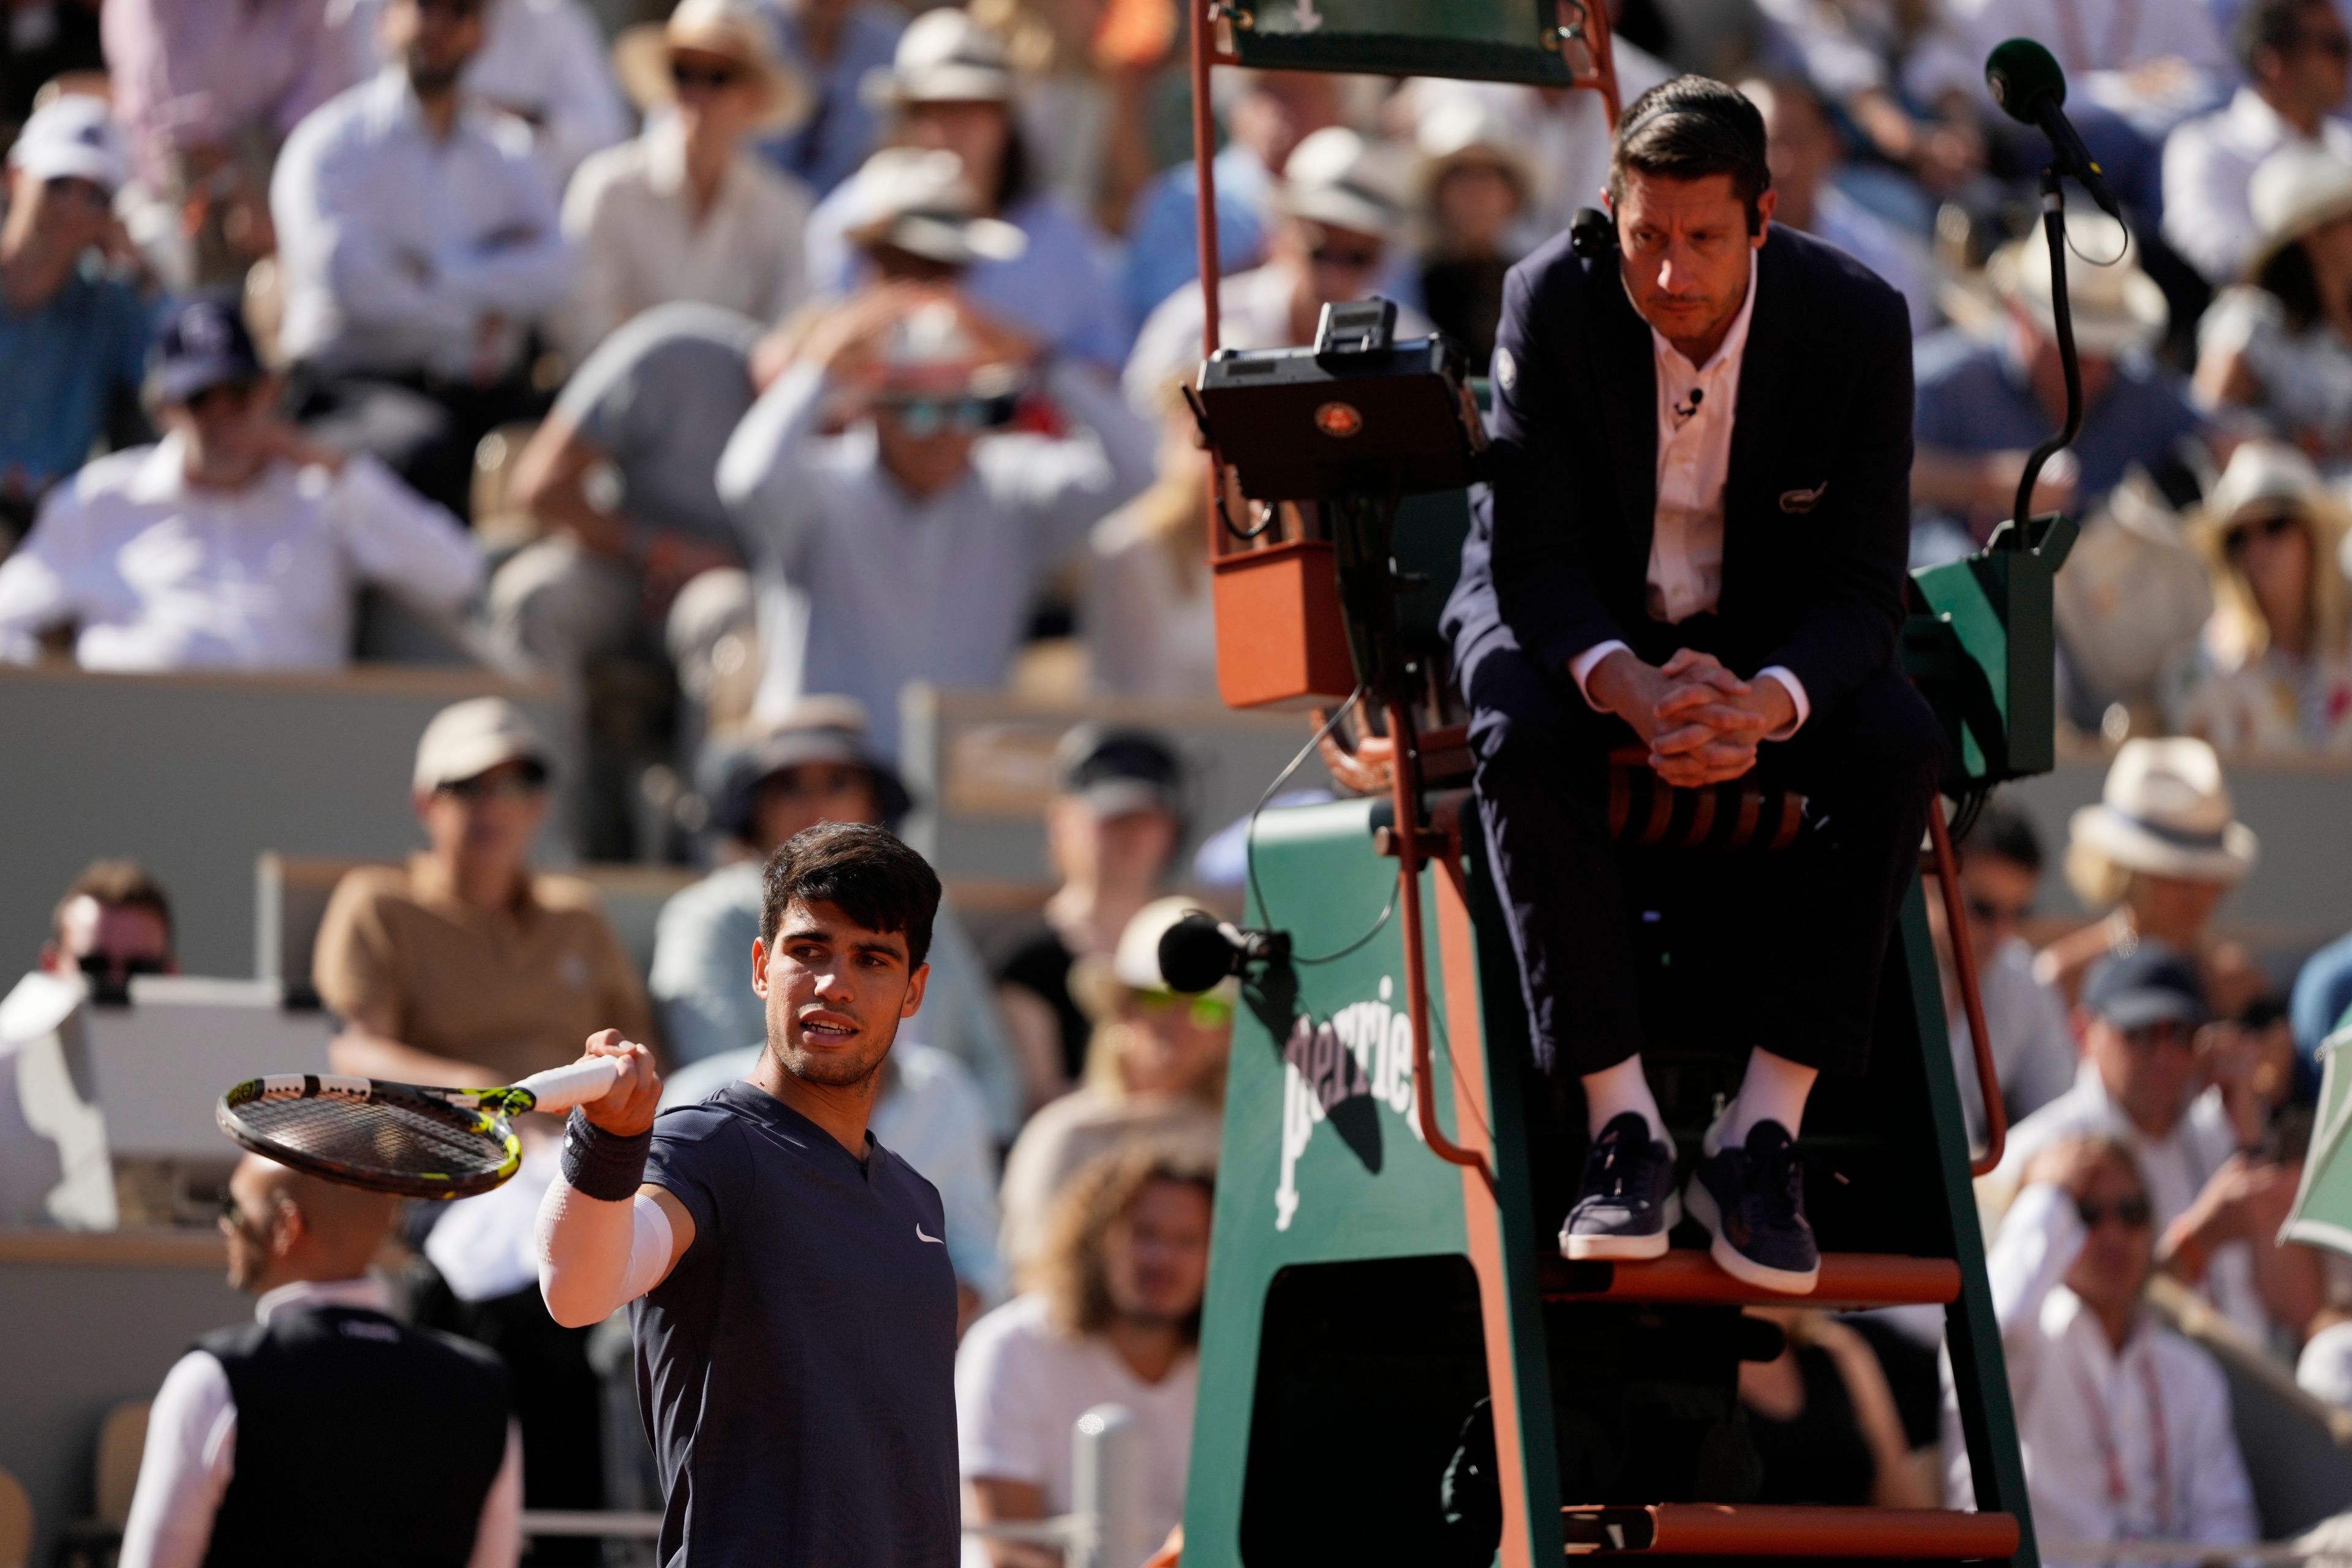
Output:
[1441, 75, 1942, 1288]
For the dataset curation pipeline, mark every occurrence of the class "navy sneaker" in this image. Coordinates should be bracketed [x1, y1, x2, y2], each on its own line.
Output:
[1686, 1116, 1820, 1294]
[1559, 1113, 1679, 1261]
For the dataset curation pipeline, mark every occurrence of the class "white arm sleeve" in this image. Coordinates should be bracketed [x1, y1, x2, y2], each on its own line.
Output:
[534, 1180, 674, 1329]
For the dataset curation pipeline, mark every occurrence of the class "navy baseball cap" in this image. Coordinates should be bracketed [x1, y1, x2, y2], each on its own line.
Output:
[149, 298, 263, 405]
[2083, 944, 2208, 1033]
[1055, 725, 1183, 819]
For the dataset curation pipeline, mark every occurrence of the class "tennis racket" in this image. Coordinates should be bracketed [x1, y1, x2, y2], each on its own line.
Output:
[215, 1057, 626, 1200]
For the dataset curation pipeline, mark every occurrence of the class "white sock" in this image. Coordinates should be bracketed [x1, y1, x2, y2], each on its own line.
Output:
[1582, 1055, 1667, 1145]
[1722, 1047, 1818, 1144]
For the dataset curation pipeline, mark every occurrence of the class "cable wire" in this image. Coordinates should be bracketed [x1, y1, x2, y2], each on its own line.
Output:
[1242, 687, 1406, 966]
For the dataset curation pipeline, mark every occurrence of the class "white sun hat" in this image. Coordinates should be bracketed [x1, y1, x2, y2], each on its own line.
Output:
[2068, 736, 2258, 885]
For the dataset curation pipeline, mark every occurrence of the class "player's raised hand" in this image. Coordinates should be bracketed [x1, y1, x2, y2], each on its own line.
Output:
[578, 1030, 662, 1137]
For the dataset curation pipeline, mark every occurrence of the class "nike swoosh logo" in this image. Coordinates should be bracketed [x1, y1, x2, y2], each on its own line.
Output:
[916, 1224, 944, 1244]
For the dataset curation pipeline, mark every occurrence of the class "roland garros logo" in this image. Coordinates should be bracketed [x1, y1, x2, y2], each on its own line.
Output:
[1275, 976, 1423, 1230]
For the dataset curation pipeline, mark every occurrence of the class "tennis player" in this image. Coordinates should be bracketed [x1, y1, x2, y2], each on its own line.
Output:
[536, 820, 957, 1566]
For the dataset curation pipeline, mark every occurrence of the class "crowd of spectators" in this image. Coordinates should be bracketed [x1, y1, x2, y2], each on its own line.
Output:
[16, 0, 2352, 848]
[15, 0, 2352, 1560]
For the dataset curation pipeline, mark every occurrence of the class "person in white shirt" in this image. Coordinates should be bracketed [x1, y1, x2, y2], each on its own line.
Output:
[1952, 1133, 2258, 1567]
[1400, 37, 1678, 248]
[1123, 127, 1431, 413]
[1929, 799, 2079, 1147]
[1741, 75, 1938, 336]
[2164, 0, 2352, 284]
[339, 0, 630, 187]
[562, 0, 817, 360]
[1996, 944, 2309, 1346]
[118, 1152, 522, 1568]
[718, 282, 1155, 754]
[272, 0, 575, 519]
[957, 1142, 1212, 1568]
[0, 298, 480, 671]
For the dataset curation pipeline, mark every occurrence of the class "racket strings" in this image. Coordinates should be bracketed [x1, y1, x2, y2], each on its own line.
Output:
[232, 1095, 508, 1180]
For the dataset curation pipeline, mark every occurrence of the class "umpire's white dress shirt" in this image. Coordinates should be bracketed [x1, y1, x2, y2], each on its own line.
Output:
[116, 1276, 523, 1568]
[1565, 250, 1810, 736]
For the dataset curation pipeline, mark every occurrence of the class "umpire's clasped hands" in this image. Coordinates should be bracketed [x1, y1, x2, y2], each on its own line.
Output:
[1586, 646, 1797, 789]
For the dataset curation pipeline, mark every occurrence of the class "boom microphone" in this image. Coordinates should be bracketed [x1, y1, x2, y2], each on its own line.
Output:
[1985, 38, 2125, 222]
[1158, 913, 1289, 994]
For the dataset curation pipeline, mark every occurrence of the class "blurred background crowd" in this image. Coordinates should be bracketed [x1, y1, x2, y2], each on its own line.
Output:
[13, 0, 2352, 1561]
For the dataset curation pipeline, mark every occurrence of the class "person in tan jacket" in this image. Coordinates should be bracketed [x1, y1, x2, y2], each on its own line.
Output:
[311, 695, 655, 1561]
[314, 695, 654, 1090]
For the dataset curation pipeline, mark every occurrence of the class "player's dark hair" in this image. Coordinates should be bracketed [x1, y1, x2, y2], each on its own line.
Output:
[760, 821, 941, 968]
[1959, 797, 2045, 875]
[2235, 0, 2333, 75]
[53, 858, 175, 943]
[1610, 75, 1772, 235]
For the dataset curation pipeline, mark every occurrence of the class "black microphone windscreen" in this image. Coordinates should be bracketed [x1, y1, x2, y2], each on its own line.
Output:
[1158, 914, 1239, 995]
[1985, 37, 2066, 124]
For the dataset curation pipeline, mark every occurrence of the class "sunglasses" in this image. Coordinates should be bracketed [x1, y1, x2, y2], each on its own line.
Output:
[670, 60, 745, 92]
[758, 764, 874, 801]
[437, 764, 548, 803]
[216, 1188, 265, 1237]
[1965, 895, 2032, 927]
[874, 392, 1018, 438]
[184, 378, 262, 415]
[43, 175, 110, 207]
[2119, 1019, 2196, 1052]
[2076, 1194, 2154, 1230]
[1130, 988, 1235, 1030]
[2224, 513, 2303, 554]
[1310, 243, 1384, 272]
[77, 953, 166, 998]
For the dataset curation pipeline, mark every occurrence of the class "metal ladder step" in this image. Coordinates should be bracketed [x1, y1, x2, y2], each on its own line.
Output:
[1561, 1504, 2019, 1558]
[1542, 1251, 1962, 1310]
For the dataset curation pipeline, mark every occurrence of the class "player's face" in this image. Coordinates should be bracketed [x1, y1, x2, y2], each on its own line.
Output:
[1613, 171, 1772, 356]
[1101, 1179, 1212, 1327]
[752, 898, 929, 1090]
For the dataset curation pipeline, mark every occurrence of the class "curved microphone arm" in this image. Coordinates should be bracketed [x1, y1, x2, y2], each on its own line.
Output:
[2008, 172, 2086, 539]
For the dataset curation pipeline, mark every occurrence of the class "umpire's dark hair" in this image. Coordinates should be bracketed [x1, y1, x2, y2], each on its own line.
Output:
[1959, 796, 2045, 875]
[759, 821, 942, 968]
[2235, 0, 2334, 76]
[1610, 75, 1773, 235]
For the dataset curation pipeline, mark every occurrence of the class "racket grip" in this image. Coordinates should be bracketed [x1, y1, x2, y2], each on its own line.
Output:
[516, 1055, 627, 1114]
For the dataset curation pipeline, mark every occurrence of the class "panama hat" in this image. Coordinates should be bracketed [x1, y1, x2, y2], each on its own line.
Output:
[863, 9, 1017, 108]
[2068, 737, 2258, 885]
[2244, 143, 2352, 282]
[1985, 211, 2167, 356]
[614, 0, 812, 135]
[1412, 96, 1534, 209]
[1278, 127, 1405, 239]
[839, 146, 1027, 267]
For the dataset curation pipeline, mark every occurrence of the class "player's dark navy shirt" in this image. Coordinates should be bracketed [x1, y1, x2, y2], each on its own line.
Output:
[638, 1079, 959, 1567]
